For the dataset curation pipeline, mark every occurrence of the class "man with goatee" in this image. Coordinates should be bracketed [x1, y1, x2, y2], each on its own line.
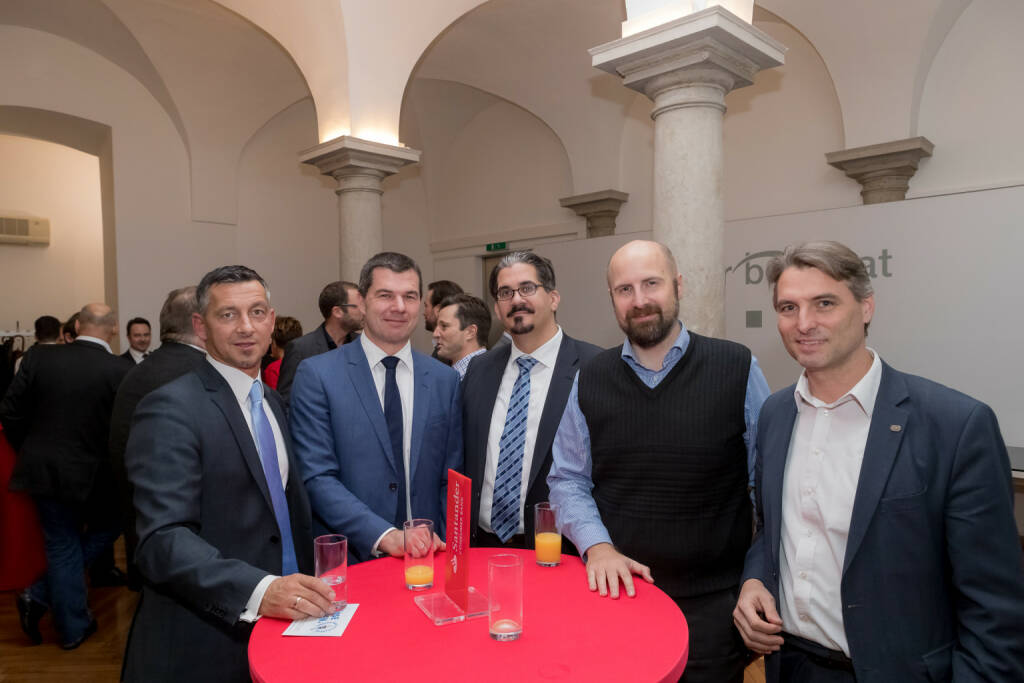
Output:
[549, 240, 770, 683]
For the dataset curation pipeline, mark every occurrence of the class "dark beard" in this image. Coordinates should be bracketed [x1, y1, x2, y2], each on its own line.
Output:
[623, 303, 677, 349]
[507, 303, 535, 336]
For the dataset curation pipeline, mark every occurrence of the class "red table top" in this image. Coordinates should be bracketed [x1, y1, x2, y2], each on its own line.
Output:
[249, 547, 688, 682]
[0, 425, 46, 590]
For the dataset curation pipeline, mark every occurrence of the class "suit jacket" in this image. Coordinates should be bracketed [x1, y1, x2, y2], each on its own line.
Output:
[0, 340, 130, 505]
[743, 362, 1024, 683]
[122, 360, 313, 683]
[290, 340, 463, 562]
[462, 333, 601, 543]
[276, 323, 332, 407]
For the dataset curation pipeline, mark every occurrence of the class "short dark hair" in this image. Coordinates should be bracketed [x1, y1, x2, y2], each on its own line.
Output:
[317, 281, 358, 319]
[62, 312, 79, 340]
[439, 293, 490, 347]
[159, 286, 199, 343]
[428, 280, 463, 308]
[197, 265, 269, 314]
[272, 316, 303, 348]
[126, 317, 150, 336]
[488, 251, 556, 298]
[33, 315, 61, 342]
[358, 252, 422, 298]
[766, 241, 873, 333]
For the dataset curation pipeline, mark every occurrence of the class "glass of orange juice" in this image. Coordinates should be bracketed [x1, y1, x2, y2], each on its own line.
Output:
[533, 502, 561, 567]
[403, 518, 434, 590]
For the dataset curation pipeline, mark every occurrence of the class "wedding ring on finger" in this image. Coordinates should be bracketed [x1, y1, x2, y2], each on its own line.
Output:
[293, 595, 301, 610]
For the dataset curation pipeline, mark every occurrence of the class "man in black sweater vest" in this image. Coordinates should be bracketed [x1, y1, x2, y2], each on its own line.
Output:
[549, 240, 770, 683]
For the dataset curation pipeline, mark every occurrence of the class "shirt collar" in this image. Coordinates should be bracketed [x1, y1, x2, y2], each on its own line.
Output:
[76, 336, 112, 354]
[206, 355, 262, 406]
[360, 333, 413, 370]
[510, 326, 562, 368]
[453, 347, 486, 377]
[129, 348, 146, 363]
[620, 320, 689, 370]
[794, 348, 883, 417]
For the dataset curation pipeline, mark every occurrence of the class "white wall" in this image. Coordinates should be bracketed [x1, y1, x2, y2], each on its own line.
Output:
[0, 134, 104, 330]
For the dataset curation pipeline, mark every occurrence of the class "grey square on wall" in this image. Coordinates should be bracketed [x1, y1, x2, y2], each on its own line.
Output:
[746, 310, 762, 328]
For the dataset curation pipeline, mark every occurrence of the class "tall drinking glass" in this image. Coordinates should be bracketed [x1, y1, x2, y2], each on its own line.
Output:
[488, 553, 523, 641]
[533, 502, 561, 566]
[314, 534, 347, 613]
[403, 519, 434, 590]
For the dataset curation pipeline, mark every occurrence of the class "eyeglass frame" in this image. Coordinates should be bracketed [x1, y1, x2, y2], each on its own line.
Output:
[494, 282, 548, 301]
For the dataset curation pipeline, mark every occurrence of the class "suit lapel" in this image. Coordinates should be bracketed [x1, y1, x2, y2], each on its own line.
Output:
[197, 362, 274, 512]
[409, 354, 429, 481]
[843, 363, 908, 574]
[528, 336, 579, 491]
[345, 342, 399, 473]
[473, 346, 510, 488]
[764, 391, 798, 573]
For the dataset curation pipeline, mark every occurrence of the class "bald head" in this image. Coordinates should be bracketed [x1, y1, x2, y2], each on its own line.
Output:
[78, 303, 117, 342]
[607, 240, 678, 288]
[606, 240, 683, 349]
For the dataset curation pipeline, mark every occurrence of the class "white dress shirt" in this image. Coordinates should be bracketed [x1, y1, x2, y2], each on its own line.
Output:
[779, 349, 882, 655]
[479, 326, 563, 535]
[127, 347, 147, 364]
[76, 335, 112, 354]
[205, 356, 289, 622]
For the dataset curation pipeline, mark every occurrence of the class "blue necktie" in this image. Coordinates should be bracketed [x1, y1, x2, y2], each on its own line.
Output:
[381, 356, 406, 527]
[248, 381, 298, 575]
[491, 356, 537, 542]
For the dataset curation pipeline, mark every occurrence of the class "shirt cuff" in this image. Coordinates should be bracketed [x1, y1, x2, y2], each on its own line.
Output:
[371, 527, 398, 557]
[574, 527, 614, 559]
[239, 574, 277, 623]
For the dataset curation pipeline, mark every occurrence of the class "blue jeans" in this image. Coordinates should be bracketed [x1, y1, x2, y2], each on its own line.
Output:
[27, 496, 119, 644]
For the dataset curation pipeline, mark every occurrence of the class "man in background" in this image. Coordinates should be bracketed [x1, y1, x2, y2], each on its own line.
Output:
[122, 317, 152, 364]
[432, 293, 489, 379]
[277, 280, 363, 406]
[13, 315, 61, 375]
[1, 303, 130, 649]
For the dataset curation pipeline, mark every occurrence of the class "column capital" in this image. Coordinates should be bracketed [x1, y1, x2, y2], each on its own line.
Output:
[299, 136, 421, 180]
[590, 6, 784, 99]
[559, 190, 629, 238]
[826, 137, 934, 204]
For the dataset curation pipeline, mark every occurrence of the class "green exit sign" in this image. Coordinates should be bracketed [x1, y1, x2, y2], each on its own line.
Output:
[485, 242, 507, 252]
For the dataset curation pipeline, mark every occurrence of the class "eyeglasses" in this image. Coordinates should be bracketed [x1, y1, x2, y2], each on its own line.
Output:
[494, 282, 545, 301]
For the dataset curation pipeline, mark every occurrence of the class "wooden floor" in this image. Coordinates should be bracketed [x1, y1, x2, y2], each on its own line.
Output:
[1, 540, 766, 682]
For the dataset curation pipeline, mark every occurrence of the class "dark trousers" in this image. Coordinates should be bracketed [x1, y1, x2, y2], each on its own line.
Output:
[674, 586, 747, 683]
[28, 496, 119, 644]
[778, 633, 856, 683]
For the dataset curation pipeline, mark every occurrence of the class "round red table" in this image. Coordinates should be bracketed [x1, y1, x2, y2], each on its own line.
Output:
[249, 548, 688, 682]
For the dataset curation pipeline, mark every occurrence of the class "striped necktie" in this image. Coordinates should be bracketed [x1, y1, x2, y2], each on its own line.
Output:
[490, 355, 537, 542]
[381, 356, 406, 526]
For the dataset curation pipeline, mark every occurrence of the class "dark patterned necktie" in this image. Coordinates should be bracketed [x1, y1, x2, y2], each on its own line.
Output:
[490, 356, 537, 542]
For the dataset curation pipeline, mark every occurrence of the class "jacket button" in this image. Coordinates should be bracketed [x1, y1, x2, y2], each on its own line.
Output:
[270, 535, 280, 544]
[389, 483, 398, 491]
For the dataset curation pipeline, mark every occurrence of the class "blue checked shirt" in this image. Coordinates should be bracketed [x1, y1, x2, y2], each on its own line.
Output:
[548, 321, 770, 555]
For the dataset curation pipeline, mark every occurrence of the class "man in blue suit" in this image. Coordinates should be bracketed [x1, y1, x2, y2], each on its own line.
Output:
[733, 241, 1024, 682]
[291, 252, 462, 562]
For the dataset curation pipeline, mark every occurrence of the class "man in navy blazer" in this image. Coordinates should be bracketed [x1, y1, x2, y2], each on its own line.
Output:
[734, 241, 1024, 682]
[291, 252, 462, 562]
[123, 266, 333, 683]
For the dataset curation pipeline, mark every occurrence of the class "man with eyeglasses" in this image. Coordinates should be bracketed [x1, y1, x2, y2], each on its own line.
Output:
[548, 240, 770, 683]
[462, 251, 601, 551]
[276, 280, 363, 407]
[290, 253, 462, 562]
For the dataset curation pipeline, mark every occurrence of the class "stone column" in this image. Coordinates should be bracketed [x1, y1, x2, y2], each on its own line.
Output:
[826, 137, 934, 204]
[559, 190, 629, 237]
[591, 7, 784, 336]
[300, 136, 420, 280]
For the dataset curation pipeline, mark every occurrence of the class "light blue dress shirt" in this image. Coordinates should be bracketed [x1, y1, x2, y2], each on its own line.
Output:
[547, 321, 770, 555]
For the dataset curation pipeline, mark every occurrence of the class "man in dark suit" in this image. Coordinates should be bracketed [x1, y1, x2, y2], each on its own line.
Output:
[733, 241, 1024, 682]
[122, 266, 333, 683]
[276, 280, 363, 406]
[0, 303, 130, 649]
[109, 286, 206, 590]
[291, 252, 462, 562]
[120, 317, 151, 364]
[463, 251, 601, 550]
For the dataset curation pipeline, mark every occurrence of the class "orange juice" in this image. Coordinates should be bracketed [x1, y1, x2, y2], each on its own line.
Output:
[404, 564, 434, 589]
[534, 531, 562, 566]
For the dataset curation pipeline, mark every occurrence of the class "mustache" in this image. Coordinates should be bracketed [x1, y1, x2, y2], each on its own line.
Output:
[626, 304, 662, 320]
[507, 303, 534, 317]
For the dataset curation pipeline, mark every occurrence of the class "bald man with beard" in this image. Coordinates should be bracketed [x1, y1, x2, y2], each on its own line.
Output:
[1, 303, 131, 649]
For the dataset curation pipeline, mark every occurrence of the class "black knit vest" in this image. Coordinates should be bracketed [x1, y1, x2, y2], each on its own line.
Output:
[578, 333, 752, 599]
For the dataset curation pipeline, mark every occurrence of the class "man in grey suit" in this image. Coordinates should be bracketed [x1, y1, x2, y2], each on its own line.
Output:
[122, 266, 333, 683]
[276, 280, 363, 406]
[463, 251, 601, 550]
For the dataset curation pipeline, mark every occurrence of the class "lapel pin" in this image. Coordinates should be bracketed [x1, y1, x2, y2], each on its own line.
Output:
[890, 424, 902, 432]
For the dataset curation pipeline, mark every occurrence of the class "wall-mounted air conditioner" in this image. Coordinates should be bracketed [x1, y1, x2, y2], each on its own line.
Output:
[0, 215, 50, 246]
